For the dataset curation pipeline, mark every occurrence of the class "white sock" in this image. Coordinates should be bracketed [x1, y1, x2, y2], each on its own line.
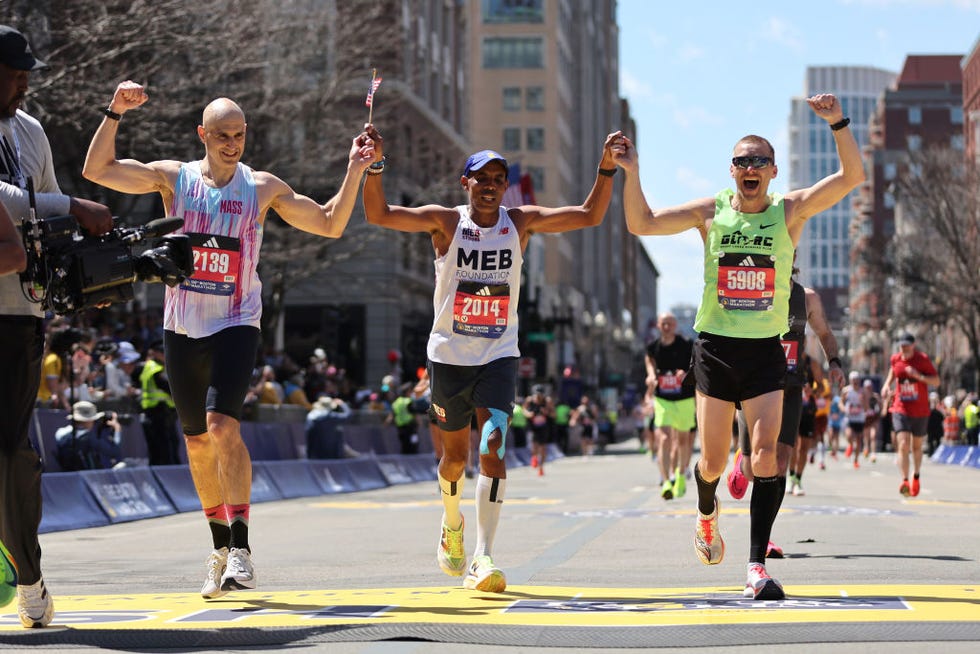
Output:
[474, 474, 505, 558]
[438, 474, 463, 530]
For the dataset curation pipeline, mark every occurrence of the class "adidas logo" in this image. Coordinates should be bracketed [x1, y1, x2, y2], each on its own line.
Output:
[475, 286, 491, 296]
[201, 237, 220, 249]
[738, 256, 756, 267]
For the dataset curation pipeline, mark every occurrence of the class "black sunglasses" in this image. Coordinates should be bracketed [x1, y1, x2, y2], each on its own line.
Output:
[732, 155, 773, 169]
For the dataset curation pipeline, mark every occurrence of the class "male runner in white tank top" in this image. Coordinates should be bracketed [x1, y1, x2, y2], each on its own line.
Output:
[361, 122, 624, 592]
[83, 80, 376, 599]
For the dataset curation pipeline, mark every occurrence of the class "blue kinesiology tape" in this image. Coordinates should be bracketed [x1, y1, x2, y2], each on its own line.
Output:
[480, 408, 510, 459]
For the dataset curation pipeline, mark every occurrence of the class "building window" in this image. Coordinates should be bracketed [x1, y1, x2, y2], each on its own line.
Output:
[502, 128, 521, 151]
[908, 106, 922, 125]
[526, 127, 545, 151]
[525, 86, 544, 111]
[907, 134, 921, 151]
[951, 134, 965, 151]
[483, 37, 544, 68]
[503, 87, 521, 111]
[951, 106, 963, 124]
[482, 0, 544, 23]
[527, 165, 545, 192]
[884, 162, 897, 180]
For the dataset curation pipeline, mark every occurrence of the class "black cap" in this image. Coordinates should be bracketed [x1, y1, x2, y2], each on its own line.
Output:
[897, 333, 915, 346]
[0, 26, 46, 71]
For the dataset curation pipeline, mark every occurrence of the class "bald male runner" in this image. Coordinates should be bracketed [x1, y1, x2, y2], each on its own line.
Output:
[84, 80, 376, 598]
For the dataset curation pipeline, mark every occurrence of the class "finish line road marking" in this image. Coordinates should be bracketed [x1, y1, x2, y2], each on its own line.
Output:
[0, 585, 976, 630]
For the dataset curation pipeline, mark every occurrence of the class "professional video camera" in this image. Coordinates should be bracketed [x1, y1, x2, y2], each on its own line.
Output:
[20, 179, 193, 315]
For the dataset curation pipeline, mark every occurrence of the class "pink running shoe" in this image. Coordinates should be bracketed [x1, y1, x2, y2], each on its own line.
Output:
[727, 449, 748, 500]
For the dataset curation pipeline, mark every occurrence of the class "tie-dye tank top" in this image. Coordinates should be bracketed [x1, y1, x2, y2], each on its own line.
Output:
[165, 161, 263, 338]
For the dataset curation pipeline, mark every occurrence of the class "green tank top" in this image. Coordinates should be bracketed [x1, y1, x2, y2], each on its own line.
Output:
[694, 190, 794, 338]
[511, 404, 527, 428]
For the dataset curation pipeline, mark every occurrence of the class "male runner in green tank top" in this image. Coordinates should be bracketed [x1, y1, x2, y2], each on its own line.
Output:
[612, 94, 863, 600]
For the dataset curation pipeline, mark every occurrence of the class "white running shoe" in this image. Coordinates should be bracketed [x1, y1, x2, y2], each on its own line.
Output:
[437, 517, 467, 577]
[17, 577, 54, 628]
[220, 548, 256, 592]
[743, 562, 785, 600]
[463, 555, 507, 593]
[201, 547, 229, 599]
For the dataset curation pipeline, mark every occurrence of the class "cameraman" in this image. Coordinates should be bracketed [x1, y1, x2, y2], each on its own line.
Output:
[53, 400, 123, 471]
[0, 25, 113, 628]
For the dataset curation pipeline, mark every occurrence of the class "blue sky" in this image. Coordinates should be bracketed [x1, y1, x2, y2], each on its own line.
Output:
[618, 0, 980, 312]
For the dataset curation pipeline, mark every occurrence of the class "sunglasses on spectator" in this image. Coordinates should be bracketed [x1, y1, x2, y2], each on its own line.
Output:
[732, 155, 773, 169]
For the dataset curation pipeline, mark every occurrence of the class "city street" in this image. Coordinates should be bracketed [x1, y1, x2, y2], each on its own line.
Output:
[1, 440, 978, 652]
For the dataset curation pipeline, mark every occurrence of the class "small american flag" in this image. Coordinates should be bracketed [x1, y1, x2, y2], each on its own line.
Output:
[365, 75, 382, 108]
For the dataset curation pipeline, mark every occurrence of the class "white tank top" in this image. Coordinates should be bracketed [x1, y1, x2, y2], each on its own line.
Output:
[427, 206, 522, 365]
[165, 161, 262, 338]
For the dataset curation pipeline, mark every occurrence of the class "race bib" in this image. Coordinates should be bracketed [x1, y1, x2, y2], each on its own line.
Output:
[717, 253, 776, 311]
[657, 372, 681, 395]
[453, 281, 510, 338]
[899, 380, 919, 403]
[781, 340, 799, 372]
[181, 233, 240, 296]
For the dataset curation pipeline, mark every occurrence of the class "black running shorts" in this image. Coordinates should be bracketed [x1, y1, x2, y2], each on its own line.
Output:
[693, 332, 786, 403]
[164, 326, 261, 435]
[428, 357, 517, 432]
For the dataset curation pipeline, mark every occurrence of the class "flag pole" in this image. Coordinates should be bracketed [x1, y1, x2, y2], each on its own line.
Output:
[368, 68, 377, 124]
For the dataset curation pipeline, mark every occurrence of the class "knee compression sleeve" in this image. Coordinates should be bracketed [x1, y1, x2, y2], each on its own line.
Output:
[480, 408, 510, 459]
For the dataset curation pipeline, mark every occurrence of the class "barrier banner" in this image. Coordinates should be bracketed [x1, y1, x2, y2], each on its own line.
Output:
[307, 460, 359, 494]
[40, 472, 111, 533]
[151, 465, 201, 512]
[250, 462, 284, 503]
[342, 458, 389, 491]
[375, 454, 438, 483]
[80, 467, 177, 523]
[262, 460, 324, 498]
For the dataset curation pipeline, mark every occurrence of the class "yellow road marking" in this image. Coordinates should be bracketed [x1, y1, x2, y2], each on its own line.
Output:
[1, 585, 976, 630]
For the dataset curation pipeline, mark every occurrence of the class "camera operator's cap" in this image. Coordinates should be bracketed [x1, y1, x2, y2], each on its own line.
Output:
[463, 150, 508, 177]
[71, 401, 104, 423]
[0, 26, 47, 71]
[117, 341, 141, 364]
[898, 332, 915, 346]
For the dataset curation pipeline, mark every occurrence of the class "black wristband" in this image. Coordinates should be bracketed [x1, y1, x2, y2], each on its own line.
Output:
[828, 356, 842, 368]
[101, 107, 122, 121]
[598, 167, 617, 177]
[829, 117, 850, 131]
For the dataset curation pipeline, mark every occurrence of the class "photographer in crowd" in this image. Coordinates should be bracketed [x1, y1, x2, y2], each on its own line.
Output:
[0, 24, 113, 628]
[53, 400, 123, 471]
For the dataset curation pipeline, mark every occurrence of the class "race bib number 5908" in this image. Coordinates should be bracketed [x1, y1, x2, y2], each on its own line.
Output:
[717, 252, 776, 311]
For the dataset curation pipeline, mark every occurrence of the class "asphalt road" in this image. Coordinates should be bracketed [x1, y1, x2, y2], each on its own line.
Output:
[2, 439, 978, 653]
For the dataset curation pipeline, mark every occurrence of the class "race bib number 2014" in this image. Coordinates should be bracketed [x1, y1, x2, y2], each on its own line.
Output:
[453, 281, 510, 338]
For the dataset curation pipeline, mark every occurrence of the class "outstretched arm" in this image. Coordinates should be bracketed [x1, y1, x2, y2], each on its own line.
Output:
[784, 94, 865, 229]
[359, 124, 457, 245]
[518, 131, 624, 234]
[83, 81, 179, 196]
[804, 287, 844, 388]
[265, 133, 375, 238]
[614, 135, 713, 237]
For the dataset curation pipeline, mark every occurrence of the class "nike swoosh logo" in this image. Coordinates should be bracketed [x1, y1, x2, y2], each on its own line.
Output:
[760, 223, 776, 229]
